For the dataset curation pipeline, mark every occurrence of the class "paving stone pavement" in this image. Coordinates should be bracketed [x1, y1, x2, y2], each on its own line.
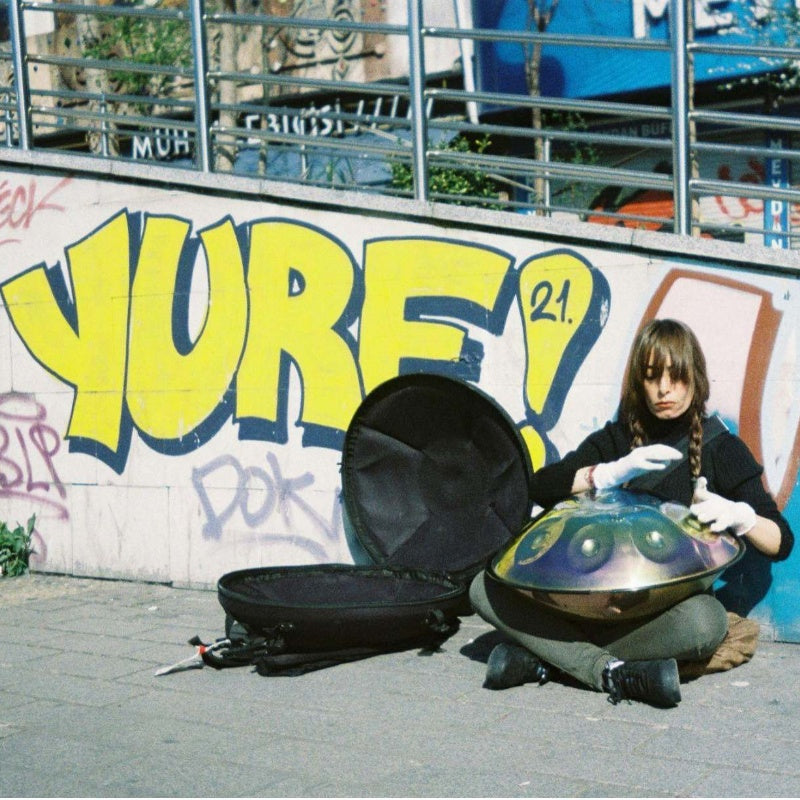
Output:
[1, 572, 800, 798]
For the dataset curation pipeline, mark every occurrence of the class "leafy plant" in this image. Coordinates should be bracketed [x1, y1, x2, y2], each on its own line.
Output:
[80, 0, 193, 103]
[542, 109, 601, 209]
[390, 134, 504, 209]
[0, 515, 36, 577]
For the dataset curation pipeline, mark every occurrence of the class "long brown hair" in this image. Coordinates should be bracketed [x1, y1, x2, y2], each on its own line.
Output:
[620, 319, 710, 478]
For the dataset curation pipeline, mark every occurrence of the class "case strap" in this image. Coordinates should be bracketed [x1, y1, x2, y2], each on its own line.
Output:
[626, 414, 727, 492]
[192, 611, 460, 675]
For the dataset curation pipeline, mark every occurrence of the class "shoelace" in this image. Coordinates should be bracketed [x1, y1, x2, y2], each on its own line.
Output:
[602, 663, 640, 705]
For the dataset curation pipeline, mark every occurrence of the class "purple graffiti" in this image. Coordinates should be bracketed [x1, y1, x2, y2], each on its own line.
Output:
[0, 392, 68, 519]
[191, 452, 341, 558]
[29, 529, 48, 567]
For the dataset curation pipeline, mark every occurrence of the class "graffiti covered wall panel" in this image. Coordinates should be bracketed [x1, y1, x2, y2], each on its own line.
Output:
[1, 167, 799, 639]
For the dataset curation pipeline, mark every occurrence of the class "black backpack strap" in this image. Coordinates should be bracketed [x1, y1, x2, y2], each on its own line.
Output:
[255, 646, 395, 676]
[626, 414, 728, 492]
[193, 609, 460, 675]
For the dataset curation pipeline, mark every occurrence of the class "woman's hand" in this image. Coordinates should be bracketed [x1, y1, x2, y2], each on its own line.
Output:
[690, 477, 756, 536]
[571, 445, 682, 494]
[690, 477, 782, 556]
[590, 444, 683, 490]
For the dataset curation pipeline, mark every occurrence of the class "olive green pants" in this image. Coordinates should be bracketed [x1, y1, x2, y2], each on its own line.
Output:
[469, 570, 729, 691]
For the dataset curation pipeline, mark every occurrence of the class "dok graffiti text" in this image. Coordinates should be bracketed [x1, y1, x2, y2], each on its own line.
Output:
[192, 451, 342, 558]
[0, 211, 609, 472]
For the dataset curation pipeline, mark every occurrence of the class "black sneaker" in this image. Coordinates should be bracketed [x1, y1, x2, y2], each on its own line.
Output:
[602, 658, 681, 708]
[483, 643, 550, 690]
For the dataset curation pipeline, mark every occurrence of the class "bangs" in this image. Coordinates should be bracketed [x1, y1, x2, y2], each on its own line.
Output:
[641, 334, 693, 385]
[623, 318, 709, 423]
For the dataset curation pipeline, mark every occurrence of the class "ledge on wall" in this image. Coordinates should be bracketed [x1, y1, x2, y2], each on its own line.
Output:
[3, 147, 800, 278]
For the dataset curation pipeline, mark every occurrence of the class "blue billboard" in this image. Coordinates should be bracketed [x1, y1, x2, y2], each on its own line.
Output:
[473, 0, 785, 100]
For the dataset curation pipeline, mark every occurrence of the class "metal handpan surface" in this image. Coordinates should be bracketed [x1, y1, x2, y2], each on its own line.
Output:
[489, 488, 745, 621]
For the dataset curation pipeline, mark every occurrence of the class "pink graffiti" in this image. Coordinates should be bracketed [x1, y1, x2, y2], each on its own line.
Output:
[0, 176, 72, 247]
[589, 159, 798, 232]
[715, 160, 800, 225]
[0, 391, 68, 519]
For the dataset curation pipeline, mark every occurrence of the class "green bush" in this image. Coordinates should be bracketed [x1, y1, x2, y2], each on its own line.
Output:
[81, 1, 193, 102]
[0, 515, 36, 577]
[390, 134, 503, 209]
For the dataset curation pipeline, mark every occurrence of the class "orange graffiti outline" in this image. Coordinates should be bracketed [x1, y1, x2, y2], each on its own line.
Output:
[640, 269, 797, 509]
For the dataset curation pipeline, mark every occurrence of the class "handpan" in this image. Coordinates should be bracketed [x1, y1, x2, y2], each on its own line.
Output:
[490, 488, 744, 621]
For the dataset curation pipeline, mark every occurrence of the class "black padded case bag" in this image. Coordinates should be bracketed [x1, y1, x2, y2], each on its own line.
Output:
[214, 373, 532, 671]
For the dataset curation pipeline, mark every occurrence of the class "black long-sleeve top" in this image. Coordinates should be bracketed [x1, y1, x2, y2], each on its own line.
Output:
[529, 413, 794, 562]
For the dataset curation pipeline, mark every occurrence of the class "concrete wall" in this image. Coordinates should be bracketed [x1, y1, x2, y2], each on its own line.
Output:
[1, 154, 799, 640]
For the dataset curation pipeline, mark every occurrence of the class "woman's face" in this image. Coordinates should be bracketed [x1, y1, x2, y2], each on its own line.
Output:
[643, 353, 693, 420]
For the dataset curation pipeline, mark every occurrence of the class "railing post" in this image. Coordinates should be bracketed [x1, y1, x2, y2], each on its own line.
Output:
[190, 0, 212, 172]
[3, 91, 11, 146]
[407, 0, 429, 201]
[670, 0, 691, 236]
[100, 95, 110, 158]
[543, 137, 552, 215]
[453, 0, 478, 124]
[8, 0, 33, 150]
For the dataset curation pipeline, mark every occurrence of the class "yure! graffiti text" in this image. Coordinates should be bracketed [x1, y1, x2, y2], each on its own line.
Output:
[0, 212, 609, 472]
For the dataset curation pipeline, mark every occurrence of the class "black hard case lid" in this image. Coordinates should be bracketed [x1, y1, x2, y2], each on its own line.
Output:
[341, 373, 533, 584]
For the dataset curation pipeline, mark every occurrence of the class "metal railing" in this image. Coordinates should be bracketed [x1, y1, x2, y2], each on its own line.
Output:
[3, 0, 800, 247]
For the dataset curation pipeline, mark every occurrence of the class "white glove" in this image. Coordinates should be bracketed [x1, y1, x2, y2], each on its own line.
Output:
[591, 444, 683, 490]
[690, 477, 756, 536]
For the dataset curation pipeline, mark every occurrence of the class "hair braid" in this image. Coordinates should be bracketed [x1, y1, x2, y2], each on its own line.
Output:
[688, 409, 704, 480]
[629, 414, 646, 450]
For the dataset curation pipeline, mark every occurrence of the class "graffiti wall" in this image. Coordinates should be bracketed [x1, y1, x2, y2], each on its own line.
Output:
[1, 166, 799, 640]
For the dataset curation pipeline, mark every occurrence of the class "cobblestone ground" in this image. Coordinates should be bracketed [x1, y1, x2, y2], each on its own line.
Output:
[2, 573, 800, 797]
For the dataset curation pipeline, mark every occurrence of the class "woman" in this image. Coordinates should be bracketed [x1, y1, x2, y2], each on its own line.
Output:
[470, 319, 794, 707]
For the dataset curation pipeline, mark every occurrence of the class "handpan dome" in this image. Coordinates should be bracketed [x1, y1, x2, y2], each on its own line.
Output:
[489, 488, 744, 621]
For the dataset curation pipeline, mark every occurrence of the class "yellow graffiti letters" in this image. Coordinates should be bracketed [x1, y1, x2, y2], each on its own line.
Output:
[519, 251, 596, 417]
[237, 221, 361, 432]
[359, 238, 513, 392]
[127, 216, 248, 440]
[1, 212, 130, 452]
[519, 424, 548, 472]
[4, 215, 576, 461]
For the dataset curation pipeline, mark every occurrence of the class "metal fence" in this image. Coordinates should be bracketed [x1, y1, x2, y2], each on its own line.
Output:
[3, 0, 800, 247]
